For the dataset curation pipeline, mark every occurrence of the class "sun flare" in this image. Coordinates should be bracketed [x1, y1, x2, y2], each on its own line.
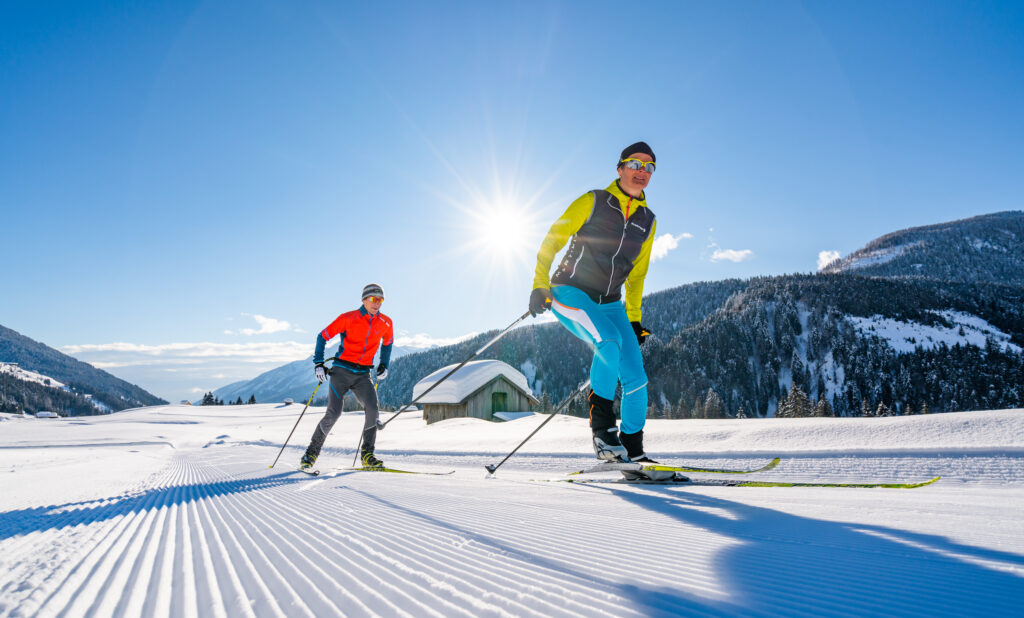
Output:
[475, 202, 531, 261]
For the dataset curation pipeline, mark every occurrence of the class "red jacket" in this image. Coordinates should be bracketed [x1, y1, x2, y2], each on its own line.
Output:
[314, 307, 394, 368]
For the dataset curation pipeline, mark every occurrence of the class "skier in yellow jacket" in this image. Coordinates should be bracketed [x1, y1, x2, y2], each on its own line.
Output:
[530, 141, 660, 466]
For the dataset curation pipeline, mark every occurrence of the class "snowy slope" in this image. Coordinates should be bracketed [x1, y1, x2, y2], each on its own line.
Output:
[2, 406, 1022, 616]
[0, 362, 66, 390]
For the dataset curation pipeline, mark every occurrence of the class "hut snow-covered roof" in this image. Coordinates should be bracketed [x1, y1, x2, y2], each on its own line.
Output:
[412, 360, 533, 404]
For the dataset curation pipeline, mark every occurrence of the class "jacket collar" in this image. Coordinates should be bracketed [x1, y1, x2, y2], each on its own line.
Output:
[609, 180, 646, 209]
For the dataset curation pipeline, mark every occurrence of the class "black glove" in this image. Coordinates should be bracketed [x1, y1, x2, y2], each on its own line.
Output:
[376, 363, 388, 381]
[529, 288, 553, 317]
[631, 322, 651, 346]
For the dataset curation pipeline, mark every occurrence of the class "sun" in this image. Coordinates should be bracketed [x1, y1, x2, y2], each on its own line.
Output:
[474, 201, 532, 261]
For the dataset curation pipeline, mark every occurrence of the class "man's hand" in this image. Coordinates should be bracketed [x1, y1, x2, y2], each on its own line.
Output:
[529, 288, 553, 317]
[315, 362, 328, 382]
[376, 418, 385, 431]
[376, 363, 388, 381]
[631, 322, 651, 346]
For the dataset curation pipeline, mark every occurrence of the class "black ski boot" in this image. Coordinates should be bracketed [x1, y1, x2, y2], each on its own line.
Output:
[360, 449, 384, 468]
[619, 430, 675, 481]
[589, 391, 628, 462]
[299, 452, 317, 471]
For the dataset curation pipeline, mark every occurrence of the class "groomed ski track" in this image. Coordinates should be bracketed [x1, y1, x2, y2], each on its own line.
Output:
[2, 405, 1023, 617]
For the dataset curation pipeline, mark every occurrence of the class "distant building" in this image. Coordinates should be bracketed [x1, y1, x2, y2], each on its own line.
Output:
[413, 360, 538, 425]
[35, 411, 59, 418]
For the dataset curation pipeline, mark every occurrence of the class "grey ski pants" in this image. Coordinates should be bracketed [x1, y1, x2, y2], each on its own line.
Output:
[304, 366, 379, 459]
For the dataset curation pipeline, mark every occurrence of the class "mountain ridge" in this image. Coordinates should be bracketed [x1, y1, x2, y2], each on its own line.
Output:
[0, 323, 166, 413]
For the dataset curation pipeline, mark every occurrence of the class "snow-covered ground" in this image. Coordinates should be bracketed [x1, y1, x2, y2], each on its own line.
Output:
[2, 405, 1022, 617]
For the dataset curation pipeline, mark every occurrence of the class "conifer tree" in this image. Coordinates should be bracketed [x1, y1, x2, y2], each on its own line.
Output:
[248, 394, 256, 404]
[704, 389, 726, 419]
[787, 383, 812, 417]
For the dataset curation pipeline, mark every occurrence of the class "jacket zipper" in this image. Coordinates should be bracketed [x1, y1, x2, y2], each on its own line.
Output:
[606, 199, 632, 296]
[360, 314, 374, 364]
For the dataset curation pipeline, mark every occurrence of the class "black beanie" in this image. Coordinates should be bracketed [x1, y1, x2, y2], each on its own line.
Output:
[362, 283, 384, 300]
[619, 141, 656, 165]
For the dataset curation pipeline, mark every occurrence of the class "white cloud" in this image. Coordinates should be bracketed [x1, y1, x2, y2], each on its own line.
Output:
[651, 232, 693, 261]
[395, 332, 479, 348]
[61, 341, 310, 364]
[818, 250, 841, 271]
[237, 314, 291, 336]
[710, 248, 754, 263]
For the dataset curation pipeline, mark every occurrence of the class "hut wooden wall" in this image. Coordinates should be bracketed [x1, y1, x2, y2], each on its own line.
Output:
[422, 376, 535, 424]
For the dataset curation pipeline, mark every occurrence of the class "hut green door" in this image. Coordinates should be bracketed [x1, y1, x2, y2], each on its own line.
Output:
[491, 392, 508, 414]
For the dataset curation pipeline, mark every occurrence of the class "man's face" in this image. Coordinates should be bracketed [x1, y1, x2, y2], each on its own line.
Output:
[617, 152, 654, 198]
[362, 296, 383, 315]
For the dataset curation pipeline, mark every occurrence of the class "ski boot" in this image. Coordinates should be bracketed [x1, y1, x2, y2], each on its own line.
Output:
[299, 453, 317, 472]
[589, 391, 629, 462]
[619, 430, 675, 481]
[360, 449, 384, 469]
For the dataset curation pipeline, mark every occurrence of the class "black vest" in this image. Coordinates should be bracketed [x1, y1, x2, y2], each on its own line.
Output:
[551, 189, 655, 303]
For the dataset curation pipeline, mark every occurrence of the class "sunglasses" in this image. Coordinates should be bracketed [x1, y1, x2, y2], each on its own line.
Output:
[621, 158, 656, 173]
[366, 296, 384, 303]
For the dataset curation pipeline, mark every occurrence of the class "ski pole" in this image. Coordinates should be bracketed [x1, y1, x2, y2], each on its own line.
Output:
[380, 310, 531, 428]
[484, 379, 590, 475]
[352, 378, 381, 467]
[269, 382, 321, 469]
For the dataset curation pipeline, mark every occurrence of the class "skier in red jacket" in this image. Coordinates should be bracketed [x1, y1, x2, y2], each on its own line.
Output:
[301, 283, 394, 470]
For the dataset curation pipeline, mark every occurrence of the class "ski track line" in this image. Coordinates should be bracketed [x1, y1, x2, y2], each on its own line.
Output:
[211, 458, 424, 617]
[185, 462, 230, 618]
[205, 460, 389, 613]
[317, 472, 638, 613]
[256, 500, 441, 618]
[284, 485, 495, 617]
[22, 464, 163, 616]
[213, 463, 402, 618]
[34, 482, 165, 615]
[322, 490, 618, 618]
[337, 484, 676, 610]
[299, 466, 614, 613]
[6, 446, 1020, 618]
[317, 478, 669, 616]
[201, 485, 314, 618]
[361, 482, 729, 604]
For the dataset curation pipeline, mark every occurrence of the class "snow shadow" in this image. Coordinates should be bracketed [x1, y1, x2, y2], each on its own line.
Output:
[584, 485, 1024, 616]
[0, 471, 306, 541]
[339, 487, 736, 616]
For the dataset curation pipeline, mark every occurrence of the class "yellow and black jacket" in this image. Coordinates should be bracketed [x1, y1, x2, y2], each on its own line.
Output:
[533, 180, 657, 322]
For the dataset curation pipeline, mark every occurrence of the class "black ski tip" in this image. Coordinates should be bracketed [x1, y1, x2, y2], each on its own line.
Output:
[484, 464, 497, 475]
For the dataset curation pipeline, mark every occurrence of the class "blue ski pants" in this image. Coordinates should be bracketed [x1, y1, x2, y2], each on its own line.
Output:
[550, 285, 648, 435]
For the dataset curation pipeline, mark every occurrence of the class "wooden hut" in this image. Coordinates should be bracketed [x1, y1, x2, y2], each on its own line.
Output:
[413, 360, 538, 424]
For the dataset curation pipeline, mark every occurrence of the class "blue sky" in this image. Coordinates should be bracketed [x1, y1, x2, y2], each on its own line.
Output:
[2, 1, 1023, 402]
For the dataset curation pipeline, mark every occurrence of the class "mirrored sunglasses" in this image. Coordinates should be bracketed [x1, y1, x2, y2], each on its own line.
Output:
[621, 158, 656, 173]
[367, 296, 384, 303]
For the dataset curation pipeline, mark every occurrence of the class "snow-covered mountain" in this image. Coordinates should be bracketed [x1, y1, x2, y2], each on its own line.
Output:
[821, 210, 1024, 285]
[0, 323, 165, 414]
[211, 345, 424, 404]
[378, 212, 1024, 419]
